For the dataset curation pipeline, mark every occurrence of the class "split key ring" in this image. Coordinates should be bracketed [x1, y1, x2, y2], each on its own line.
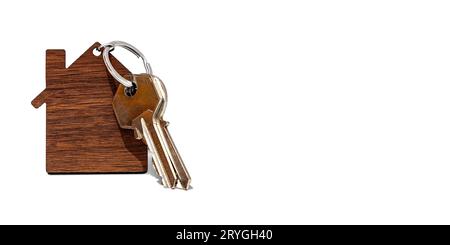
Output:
[97, 41, 153, 88]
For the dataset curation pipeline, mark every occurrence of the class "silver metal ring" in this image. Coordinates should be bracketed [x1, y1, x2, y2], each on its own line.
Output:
[98, 41, 152, 87]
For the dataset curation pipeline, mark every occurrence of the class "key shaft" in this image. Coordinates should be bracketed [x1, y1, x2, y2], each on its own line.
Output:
[161, 122, 191, 189]
[133, 110, 177, 188]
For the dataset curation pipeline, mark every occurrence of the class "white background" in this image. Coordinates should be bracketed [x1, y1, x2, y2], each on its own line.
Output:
[1, 0, 450, 224]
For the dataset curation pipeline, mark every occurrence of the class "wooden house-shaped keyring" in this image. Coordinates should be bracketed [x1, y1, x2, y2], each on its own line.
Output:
[31, 42, 148, 173]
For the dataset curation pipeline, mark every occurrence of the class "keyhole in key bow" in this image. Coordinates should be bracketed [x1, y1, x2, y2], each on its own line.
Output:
[125, 82, 137, 97]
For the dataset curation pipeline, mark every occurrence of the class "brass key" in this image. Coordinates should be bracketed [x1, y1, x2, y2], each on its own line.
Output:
[112, 73, 191, 189]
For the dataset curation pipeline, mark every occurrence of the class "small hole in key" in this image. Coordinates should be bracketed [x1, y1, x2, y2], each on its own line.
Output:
[125, 82, 138, 97]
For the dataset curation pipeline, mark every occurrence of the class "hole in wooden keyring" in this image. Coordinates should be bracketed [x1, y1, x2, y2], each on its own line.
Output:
[92, 48, 101, 57]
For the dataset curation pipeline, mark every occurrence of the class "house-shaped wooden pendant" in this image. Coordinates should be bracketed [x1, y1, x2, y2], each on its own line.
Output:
[31, 42, 148, 173]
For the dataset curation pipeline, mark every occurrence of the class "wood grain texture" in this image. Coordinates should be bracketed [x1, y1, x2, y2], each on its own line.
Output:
[32, 42, 147, 173]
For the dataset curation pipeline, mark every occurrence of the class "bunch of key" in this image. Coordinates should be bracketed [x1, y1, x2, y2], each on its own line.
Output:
[100, 41, 191, 190]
